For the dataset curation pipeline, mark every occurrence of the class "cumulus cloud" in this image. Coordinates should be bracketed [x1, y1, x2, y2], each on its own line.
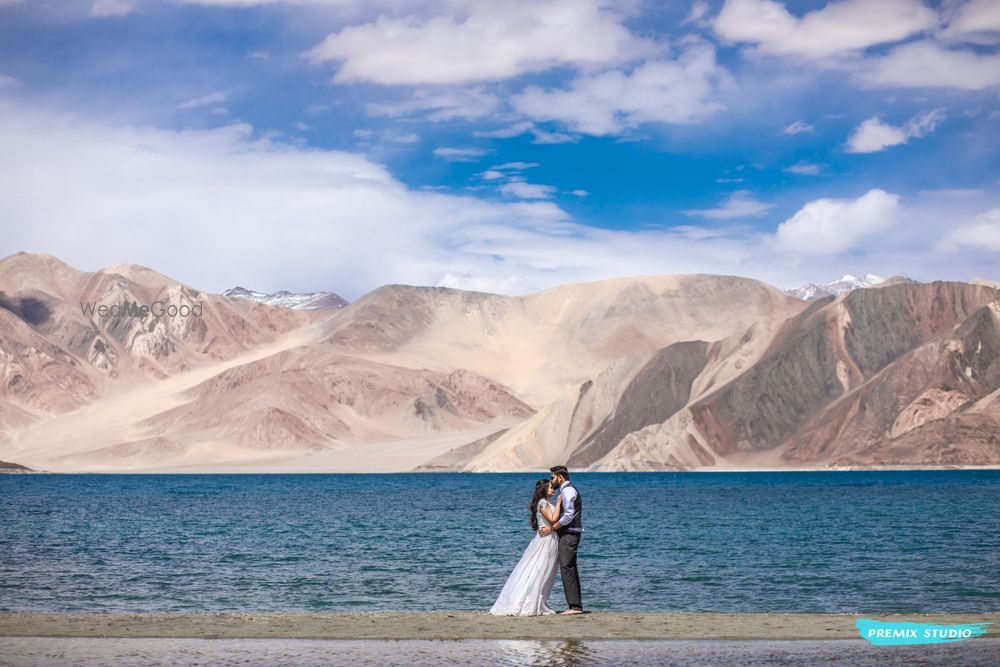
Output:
[855, 40, 1000, 90]
[845, 109, 946, 153]
[684, 190, 774, 219]
[940, 208, 1000, 252]
[303, 0, 656, 85]
[713, 0, 937, 59]
[512, 42, 726, 135]
[773, 188, 900, 254]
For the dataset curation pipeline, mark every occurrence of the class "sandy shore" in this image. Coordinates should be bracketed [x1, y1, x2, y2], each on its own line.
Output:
[1, 612, 997, 641]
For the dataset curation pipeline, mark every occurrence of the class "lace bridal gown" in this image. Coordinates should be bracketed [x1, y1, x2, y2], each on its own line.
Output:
[489, 498, 559, 616]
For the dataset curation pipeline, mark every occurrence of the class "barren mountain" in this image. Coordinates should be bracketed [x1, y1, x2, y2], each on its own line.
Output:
[0, 253, 328, 439]
[322, 275, 805, 406]
[617, 282, 1000, 469]
[2, 252, 998, 472]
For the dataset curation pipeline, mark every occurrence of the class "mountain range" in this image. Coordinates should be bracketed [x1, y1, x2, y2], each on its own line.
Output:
[0, 252, 997, 472]
[223, 286, 348, 311]
[786, 273, 910, 301]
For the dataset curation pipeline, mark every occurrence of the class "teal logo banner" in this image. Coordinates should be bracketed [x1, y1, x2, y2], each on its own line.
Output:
[856, 618, 993, 646]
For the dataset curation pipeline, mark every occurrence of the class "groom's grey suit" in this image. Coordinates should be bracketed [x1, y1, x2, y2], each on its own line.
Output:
[555, 480, 584, 611]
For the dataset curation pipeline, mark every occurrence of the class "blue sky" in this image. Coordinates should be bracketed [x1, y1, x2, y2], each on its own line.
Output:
[1, 0, 998, 299]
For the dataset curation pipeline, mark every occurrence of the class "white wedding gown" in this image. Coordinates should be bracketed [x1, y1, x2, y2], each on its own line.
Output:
[489, 498, 559, 616]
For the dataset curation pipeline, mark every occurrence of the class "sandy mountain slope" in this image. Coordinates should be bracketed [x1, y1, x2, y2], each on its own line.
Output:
[322, 275, 807, 407]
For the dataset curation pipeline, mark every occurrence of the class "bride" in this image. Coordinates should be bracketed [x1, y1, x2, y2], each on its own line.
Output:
[490, 479, 562, 616]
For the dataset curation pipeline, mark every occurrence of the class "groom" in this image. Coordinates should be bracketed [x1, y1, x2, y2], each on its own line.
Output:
[538, 465, 584, 615]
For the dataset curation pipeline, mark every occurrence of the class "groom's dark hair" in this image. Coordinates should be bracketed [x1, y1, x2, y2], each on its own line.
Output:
[550, 465, 569, 479]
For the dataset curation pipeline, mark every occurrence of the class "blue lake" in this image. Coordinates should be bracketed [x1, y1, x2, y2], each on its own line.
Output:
[1, 471, 998, 613]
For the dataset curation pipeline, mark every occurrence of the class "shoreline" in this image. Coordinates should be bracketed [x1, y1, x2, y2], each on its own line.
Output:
[2, 612, 998, 641]
[4, 466, 1000, 475]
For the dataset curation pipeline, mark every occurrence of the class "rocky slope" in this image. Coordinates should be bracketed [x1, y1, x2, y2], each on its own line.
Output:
[3, 252, 998, 472]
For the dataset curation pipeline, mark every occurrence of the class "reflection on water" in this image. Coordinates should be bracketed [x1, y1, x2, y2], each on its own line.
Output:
[492, 639, 598, 666]
[1, 638, 999, 667]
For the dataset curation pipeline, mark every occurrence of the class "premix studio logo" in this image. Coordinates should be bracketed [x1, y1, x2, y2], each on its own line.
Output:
[856, 618, 993, 646]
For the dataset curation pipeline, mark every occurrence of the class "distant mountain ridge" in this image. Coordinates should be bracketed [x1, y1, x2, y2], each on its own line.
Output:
[787, 273, 895, 301]
[224, 286, 348, 311]
[1, 252, 998, 473]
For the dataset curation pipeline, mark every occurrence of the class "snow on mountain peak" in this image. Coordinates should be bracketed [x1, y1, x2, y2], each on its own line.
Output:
[787, 273, 895, 302]
[223, 286, 348, 311]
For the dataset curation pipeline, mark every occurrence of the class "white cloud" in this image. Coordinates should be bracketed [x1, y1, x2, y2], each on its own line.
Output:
[0, 73, 20, 87]
[0, 96, 781, 298]
[845, 118, 907, 153]
[495, 161, 538, 171]
[773, 188, 899, 254]
[784, 162, 823, 175]
[304, 0, 656, 85]
[684, 190, 774, 219]
[782, 120, 814, 135]
[940, 208, 1000, 252]
[353, 128, 420, 148]
[941, 0, 1000, 45]
[366, 87, 500, 121]
[433, 147, 487, 162]
[1, 96, 994, 299]
[684, 1, 711, 26]
[498, 179, 557, 200]
[845, 109, 946, 153]
[857, 40, 1000, 90]
[475, 122, 580, 144]
[177, 91, 227, 109]
[570, 189, 589, 197]
[512, 42, 726, 135]
[479, 162, 538, 181]
[713, 0, 937, 59]
[0, 96, 581, 298]
[90, 0, 134, 16]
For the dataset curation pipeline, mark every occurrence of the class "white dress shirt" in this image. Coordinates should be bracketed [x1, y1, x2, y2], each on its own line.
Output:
[557, 480, 584, 533]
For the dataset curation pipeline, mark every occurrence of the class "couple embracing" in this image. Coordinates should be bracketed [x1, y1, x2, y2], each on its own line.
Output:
[490, 466, 585, 616]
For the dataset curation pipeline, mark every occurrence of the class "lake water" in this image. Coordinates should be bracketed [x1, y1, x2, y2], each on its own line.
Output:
[2, 471, 999, 613]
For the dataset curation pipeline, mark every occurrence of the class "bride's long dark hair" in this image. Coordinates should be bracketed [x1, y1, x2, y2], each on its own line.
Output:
[529, 479, 551, 531]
